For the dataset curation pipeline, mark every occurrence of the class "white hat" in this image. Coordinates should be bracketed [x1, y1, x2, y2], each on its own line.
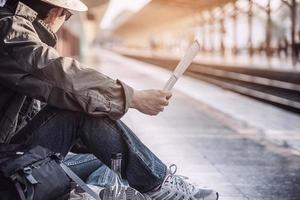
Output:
[40, 0, 88, 12]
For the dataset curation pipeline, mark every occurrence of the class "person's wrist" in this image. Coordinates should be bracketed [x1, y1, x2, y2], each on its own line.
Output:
[130, 89, 139, 109]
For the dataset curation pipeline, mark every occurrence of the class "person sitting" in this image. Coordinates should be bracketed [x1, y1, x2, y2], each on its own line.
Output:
[0, 0, 219, 199]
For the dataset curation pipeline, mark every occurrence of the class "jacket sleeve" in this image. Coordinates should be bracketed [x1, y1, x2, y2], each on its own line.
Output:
[0, 16, 133, 120]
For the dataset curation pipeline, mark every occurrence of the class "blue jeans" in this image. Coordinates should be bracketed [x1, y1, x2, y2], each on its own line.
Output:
[63, 153, 117, 187]
[11, 106, 167, 192]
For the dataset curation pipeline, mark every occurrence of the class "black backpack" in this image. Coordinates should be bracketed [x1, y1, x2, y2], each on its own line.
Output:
[0, 144, 70, 200]
[0, 144, 101, 200]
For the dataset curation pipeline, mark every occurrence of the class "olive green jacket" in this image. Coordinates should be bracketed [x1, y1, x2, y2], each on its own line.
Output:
[0, 2, 133, 143]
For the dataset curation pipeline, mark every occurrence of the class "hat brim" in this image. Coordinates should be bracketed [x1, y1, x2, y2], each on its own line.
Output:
[41, 0, 88, 12]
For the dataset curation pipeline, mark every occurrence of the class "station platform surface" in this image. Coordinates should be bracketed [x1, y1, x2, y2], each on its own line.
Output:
[88, 49, 300, 200]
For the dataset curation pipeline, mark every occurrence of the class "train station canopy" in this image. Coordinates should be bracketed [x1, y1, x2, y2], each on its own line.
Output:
[98, 0, 234, 32]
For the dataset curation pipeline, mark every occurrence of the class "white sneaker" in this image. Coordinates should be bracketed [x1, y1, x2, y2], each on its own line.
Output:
[144, 164, 219, 200]
[99, 184, 146, 200]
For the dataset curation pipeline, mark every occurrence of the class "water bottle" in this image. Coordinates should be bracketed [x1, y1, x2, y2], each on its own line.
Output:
[111, 153, 123, 179]
[100, 153, 127, 200]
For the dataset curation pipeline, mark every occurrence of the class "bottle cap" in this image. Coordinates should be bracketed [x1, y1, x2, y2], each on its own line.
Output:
[111, 153, 122, 159]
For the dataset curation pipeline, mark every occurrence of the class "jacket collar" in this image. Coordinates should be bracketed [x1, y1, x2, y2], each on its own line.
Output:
[14, 1, 37, 22]
[14, 2, 58, 47]
[33, 18, 58, 47]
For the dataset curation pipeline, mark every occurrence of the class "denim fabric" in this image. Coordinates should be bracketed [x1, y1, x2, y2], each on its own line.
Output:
[86, 163, 116, 187]
[64, 153, 105, 182]
[64, 153, 118, 187]
[11, 106, 167, 192]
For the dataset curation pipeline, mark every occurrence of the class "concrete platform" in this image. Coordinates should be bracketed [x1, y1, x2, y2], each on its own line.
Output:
[87, 49, 300, 200]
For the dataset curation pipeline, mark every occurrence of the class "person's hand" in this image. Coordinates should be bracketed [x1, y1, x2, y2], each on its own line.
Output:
[130, 89, 172, 115]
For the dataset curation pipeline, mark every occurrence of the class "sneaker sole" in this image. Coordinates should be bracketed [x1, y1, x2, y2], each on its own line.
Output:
[99, 186, 146, 200]
[144, 192, 219, 200]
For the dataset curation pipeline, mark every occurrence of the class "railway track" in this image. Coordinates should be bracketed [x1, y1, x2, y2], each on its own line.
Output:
[125, 54, 300, 113]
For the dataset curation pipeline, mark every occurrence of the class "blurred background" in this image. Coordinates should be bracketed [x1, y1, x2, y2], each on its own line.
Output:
[58, 0, 300, 114]
[57, 1, 300, 199]
[59, 0, 300, 68]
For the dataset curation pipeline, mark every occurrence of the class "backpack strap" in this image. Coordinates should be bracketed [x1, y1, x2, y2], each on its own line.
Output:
[11, 173, 33, 200]
[14, 180, 26, 200]
[60, 163, 101, 200]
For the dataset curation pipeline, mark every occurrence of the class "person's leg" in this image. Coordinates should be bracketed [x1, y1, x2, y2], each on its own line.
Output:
[12, 105, 166, 193]
[79, 117, 167, 192]
[64, 153, 105, 182]
[11, 105, 79, 155]
[85, 163, 115, 187]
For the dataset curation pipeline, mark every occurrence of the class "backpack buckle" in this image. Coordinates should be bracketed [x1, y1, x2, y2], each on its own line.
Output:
[23, 167, 38, 184]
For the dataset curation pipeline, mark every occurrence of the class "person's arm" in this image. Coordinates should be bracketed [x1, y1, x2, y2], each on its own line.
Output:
[0, 16, 132, 120]
[130, 89, 172, 116]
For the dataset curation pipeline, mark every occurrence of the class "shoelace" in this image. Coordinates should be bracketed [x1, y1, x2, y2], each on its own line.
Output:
[165, 164, 196, 196]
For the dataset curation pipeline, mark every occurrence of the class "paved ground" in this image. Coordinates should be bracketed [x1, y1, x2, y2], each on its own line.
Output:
[88, 49, 300, 200]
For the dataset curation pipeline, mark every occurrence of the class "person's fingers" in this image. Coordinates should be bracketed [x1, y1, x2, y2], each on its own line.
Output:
[157, 99, 168, 105]
[148, 107, 164, 115]
[157, 90, 172, 100]
[161, 100, 169, 106]
[148, 111, 157, 116]
[150, 106, 163, 114]
[161, 90, 172, 100]
[165, 93, 172, 100]
[153, 111, 160, 115]
[159, 90, 171, 95]
[149, 108, 160, 115]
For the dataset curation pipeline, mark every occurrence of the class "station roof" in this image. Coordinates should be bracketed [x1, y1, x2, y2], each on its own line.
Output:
[114, 0, 235, 38]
